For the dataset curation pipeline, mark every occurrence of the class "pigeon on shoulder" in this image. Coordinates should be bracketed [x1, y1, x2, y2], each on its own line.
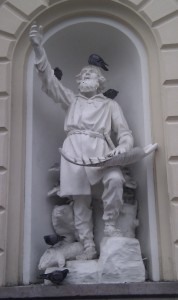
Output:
[103, 89, 119, 99]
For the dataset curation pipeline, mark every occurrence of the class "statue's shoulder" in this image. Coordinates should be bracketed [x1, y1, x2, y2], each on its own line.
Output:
[110, 99, 120, 108]
[109, 100, 123, 115]
[100, 94, 112, 103]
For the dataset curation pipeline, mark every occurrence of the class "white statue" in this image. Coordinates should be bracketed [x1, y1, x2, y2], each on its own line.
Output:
[38, 204, 83, 271]
[38, 241, 84, 271]
[30, 23, 136, 261]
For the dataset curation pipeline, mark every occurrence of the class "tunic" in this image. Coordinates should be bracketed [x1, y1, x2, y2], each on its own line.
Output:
[35, 54, 133, 196]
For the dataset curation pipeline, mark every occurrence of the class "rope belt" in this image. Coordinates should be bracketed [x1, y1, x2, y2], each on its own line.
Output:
[67, 130, 116, 149]
[67, 129, 105, 140]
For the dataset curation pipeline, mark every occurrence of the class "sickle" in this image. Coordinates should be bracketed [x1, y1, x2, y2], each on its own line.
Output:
[59, 143, 158, 167]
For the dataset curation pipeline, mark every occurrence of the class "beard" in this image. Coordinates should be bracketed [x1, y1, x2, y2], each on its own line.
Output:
[79, 79, 100, 93]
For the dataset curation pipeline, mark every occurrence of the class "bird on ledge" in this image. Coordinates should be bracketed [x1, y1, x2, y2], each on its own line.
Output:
[39, 269, 69, 285]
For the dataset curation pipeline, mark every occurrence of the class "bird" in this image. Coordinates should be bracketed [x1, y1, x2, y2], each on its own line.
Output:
[103, 89, 119, 99]
[39, 269, 69, 285]
[43, 234, 65, 246]
[88, 54, 109, 71]
[53, 67, 63, 81]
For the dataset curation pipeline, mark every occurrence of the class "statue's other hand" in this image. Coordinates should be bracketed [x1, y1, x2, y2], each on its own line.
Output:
[29, 22, 43, 47]
[107, 145, 127, 157]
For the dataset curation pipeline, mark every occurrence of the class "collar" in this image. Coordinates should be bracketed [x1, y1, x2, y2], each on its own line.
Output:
[76, 93, 109, 102]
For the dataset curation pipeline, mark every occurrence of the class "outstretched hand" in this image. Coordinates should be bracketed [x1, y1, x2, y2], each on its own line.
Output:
[29, 22, 43, 47]
[107, 145, 127, 157]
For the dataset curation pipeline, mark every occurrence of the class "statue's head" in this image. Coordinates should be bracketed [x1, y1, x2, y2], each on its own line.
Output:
[76, 65, 106, 93]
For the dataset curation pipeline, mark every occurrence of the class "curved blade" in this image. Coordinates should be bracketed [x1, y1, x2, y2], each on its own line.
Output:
[59, 148, 110, 166]
[59, 144, 158, 167]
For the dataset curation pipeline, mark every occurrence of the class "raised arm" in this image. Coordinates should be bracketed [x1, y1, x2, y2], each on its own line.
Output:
[29, 23, 75, 108]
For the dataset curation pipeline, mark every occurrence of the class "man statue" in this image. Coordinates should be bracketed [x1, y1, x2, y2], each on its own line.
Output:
[29, 24, 134, 260]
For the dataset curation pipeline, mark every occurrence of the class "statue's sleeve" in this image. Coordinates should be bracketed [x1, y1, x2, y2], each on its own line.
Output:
[35, 51, 75, 109]
[111, 101, 134, 150]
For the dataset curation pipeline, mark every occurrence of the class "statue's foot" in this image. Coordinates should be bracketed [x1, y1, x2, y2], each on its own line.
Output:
[76, 246, 97, 260]
[104, 225, 123, 237]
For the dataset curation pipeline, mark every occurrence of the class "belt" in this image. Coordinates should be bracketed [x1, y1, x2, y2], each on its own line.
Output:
[67, 130, 115, 149]
[67, 129, 105, 140]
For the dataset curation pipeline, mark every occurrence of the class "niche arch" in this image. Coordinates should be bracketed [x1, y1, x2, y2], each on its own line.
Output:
[4, 0, 175, 285]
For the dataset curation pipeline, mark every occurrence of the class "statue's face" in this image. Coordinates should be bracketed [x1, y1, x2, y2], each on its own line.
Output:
[78, 66, 100, 93]
[80, 67, 99, 81]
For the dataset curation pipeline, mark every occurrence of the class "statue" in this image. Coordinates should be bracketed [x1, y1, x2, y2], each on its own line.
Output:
[29, 23, 157, 284]
[29, 23, 134, 258]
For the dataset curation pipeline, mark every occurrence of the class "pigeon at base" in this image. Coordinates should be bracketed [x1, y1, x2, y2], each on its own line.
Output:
[44, 234, 65, 246]
[39, 269, 69, 285]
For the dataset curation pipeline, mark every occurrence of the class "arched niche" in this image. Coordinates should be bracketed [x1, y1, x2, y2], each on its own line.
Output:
[23, 16, 160, 283]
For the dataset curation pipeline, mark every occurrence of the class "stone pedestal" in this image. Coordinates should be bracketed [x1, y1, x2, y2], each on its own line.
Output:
[43, 237, 145, 284]
[65, 260, 98, 284]
[98, 237, 145, 283]
[44, 261, 98, 285]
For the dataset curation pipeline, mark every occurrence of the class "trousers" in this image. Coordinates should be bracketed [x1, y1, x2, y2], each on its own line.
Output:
[73, 167, 125, 248]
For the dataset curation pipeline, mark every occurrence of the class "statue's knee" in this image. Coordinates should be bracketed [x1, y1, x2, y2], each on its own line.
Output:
[106, 173, 124, 189]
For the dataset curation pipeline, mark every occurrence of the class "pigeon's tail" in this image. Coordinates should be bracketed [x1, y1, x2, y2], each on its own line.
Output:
[39, 273, 49, 280]
[102, 65, 109, 71]
[62, 269, 69, 278]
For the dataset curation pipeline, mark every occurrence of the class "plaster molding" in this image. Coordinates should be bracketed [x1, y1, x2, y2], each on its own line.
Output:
[0, 97, 8, 130]
[0, 0, 177, 285]
[6, 0, 48, 19]
[139, 0, 177, 26]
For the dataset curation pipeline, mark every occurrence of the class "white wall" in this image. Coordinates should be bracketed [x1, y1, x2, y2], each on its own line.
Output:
[24, 19, 159, 283]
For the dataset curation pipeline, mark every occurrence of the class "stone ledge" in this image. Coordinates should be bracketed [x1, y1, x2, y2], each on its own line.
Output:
[0, 282, 178, 298]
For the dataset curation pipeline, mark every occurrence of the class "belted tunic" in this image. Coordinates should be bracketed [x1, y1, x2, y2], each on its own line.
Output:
[35, 53, 133, 196]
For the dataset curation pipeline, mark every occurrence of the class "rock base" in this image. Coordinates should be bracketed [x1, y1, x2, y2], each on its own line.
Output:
[98, 237, 145, 283]
[44, 260, 98, 285]
[65, 260, 98, 284]
[43, 237, 145, 284]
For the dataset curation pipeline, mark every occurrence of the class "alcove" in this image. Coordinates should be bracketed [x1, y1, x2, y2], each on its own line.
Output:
[23, 16, 159, 284]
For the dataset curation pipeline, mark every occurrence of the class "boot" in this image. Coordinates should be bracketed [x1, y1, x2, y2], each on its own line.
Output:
[76, 240, 97, 260]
